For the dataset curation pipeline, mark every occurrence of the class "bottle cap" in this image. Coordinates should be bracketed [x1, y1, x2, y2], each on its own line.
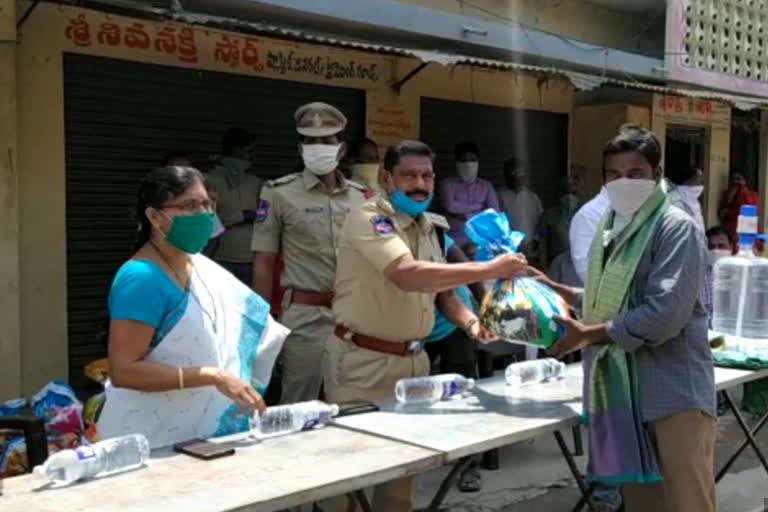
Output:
[330, 404, 340, 417]
[740, 205, 758, 217]
[467, 378, 476, 389]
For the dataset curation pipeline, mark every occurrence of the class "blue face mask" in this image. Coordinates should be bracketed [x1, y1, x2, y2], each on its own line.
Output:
[390, 189, 432, 217]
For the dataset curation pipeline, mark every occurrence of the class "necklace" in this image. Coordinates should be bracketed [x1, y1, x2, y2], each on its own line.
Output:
[149, 241, 190, 290]
[149, 241, 219, 333]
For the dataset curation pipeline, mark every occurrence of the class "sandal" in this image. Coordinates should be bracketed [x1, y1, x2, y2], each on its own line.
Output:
[457, 464, 482, 493]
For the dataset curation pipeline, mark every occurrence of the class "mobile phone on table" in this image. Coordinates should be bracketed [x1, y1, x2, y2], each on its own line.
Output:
[173, 438, 235, 460]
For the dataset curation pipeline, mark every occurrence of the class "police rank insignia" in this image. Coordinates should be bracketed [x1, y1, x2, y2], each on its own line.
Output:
[371, 215, 395, 236]
[255, 199, 270, 223]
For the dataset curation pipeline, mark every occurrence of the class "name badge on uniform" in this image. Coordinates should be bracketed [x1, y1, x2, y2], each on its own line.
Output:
[305, 206, 326, 215]
[255, 199, 270, 223]
[371, 215, 395, 236]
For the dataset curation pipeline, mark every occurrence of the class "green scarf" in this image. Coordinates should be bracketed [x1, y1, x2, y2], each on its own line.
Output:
[582, 181, 668, 484]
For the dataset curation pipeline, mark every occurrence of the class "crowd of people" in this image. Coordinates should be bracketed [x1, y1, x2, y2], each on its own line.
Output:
[93, 99, 762, 512]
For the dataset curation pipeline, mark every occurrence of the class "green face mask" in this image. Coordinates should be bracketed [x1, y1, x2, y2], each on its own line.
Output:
[163, 212, 215, 254]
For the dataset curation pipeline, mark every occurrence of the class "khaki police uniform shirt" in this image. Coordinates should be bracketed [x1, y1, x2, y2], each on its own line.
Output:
[333, 197, 448, 341]
[207, 161, 264, 264]
[251, 169, 367, 292]
[350, 177, 385, 198]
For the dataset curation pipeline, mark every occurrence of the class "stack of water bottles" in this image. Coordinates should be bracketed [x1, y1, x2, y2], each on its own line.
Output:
[712, 205, 768, 343]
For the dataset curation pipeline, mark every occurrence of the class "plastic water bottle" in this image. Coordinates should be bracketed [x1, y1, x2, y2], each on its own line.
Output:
[250, 400, 339, 437]
[33, 434, 149, 486]
[713, 205, 768, 338]
[504, 358, 566, 387]
[394, 374, 475, 405]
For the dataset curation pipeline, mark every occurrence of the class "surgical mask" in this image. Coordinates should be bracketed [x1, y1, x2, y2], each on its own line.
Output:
[456, 162, 479, 183]
[302, 144, 341, 176]
[709, 248, 731, 266]
[605, 178, 656, 216]
[679, 184, 704, 204]
[220, 156, 251, 174]
[390, 189, 432, 217]
[351, 163, 380, 188]
[161, 211, 215, 254]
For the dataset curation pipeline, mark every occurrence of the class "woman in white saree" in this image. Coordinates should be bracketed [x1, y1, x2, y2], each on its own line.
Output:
[97, 166, 289, 449]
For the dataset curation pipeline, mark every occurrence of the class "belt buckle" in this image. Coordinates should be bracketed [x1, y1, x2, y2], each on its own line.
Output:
[408, 340, 425, 355]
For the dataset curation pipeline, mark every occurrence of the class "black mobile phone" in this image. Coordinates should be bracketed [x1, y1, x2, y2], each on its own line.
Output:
[173, 438, 235, 460]
[336, 400, 380, 417]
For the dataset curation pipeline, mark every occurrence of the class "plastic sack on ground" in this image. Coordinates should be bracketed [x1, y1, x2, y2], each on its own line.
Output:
[31, 381, 83, 436]
[466, 210, 570, 350]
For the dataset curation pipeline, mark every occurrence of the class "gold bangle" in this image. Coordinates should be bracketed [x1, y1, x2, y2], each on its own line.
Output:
[178, 367, 185, 390]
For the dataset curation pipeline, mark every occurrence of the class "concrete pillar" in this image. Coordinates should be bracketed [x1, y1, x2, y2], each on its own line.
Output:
[0, 0, 20, 400]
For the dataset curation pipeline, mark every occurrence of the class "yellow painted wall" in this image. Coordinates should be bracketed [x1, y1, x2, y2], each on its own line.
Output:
[571, 104, 651, 199]
[9, 3, 573, 396]
[651, 94, 732, 226]
[0, 0, 21, 399]
[397, 0, 665, 56]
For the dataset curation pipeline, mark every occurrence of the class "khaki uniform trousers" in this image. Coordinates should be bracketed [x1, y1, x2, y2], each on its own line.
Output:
[623, 409, 717, 512]
[279, 304, 335, 405]
[320, 333, 430, 512]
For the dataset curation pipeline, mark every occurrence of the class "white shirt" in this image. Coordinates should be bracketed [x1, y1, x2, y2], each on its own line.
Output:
[498, 187, 543, 240]
[667, 184, 706, 232]
[569, 187, 611, 284]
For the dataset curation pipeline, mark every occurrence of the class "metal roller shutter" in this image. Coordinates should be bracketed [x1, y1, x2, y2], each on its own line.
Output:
[64, 53, 365, 391]
[420, 97, 569, 209]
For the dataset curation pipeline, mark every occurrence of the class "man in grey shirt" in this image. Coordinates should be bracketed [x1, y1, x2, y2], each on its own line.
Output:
[537, 125, 716, 512]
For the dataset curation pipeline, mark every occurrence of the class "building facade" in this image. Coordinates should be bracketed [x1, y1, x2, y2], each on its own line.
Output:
[1, 0, 767, 398]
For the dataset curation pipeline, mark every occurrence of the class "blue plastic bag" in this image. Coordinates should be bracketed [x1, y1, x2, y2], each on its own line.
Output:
[465, 210, 526, 261]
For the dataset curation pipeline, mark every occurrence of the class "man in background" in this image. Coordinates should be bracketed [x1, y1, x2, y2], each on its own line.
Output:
[439, 141, 500, 245]
[498, 158, 542, 242]
[538, 174, 581, 269]
[207, 127, 263, 284]
[667, 166, 705, 232]
[347, 137, 382, 197]
[569, 183, 611, 285]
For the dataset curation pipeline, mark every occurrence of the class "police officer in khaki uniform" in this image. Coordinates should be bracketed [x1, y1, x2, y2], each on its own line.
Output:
[251, 102, 367, 405]
[324, 140, 527, 512]
[207, 127, 264, 284]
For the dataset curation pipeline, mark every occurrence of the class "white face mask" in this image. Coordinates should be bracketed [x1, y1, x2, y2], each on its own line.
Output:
[679, 184, 704, 204]
[302, 144, 341, 176]
[709, 248, 731, 266]
[351, 163, 380, 188]
[456, 162, 479, 183]
[220, 156, 251, 174]
[605, 178, 656, 216]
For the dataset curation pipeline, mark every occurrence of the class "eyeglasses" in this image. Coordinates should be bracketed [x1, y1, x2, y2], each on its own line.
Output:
[163, 200, 214, 213]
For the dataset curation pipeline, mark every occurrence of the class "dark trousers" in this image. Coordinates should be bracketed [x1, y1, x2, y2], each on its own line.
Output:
[425, 327, 478, 378]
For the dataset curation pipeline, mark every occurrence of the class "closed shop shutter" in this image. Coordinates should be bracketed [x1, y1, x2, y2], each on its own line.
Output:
[64, 53, 365, 391]
[420, 97, 569, 209]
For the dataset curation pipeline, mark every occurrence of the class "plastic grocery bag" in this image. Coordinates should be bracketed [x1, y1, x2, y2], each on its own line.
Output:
[465, 210, 570, 350]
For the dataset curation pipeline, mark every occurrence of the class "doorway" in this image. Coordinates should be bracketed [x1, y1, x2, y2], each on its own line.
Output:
[665, 124, 707, 175]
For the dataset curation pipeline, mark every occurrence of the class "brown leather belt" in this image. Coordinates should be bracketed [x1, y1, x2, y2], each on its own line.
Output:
[291, 289, 334, 308]
[334, 325, 425, 356]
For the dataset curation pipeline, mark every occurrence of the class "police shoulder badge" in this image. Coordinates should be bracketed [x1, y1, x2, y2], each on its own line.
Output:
[371, 215, 395, 236]
[255, 199, 270, 223]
